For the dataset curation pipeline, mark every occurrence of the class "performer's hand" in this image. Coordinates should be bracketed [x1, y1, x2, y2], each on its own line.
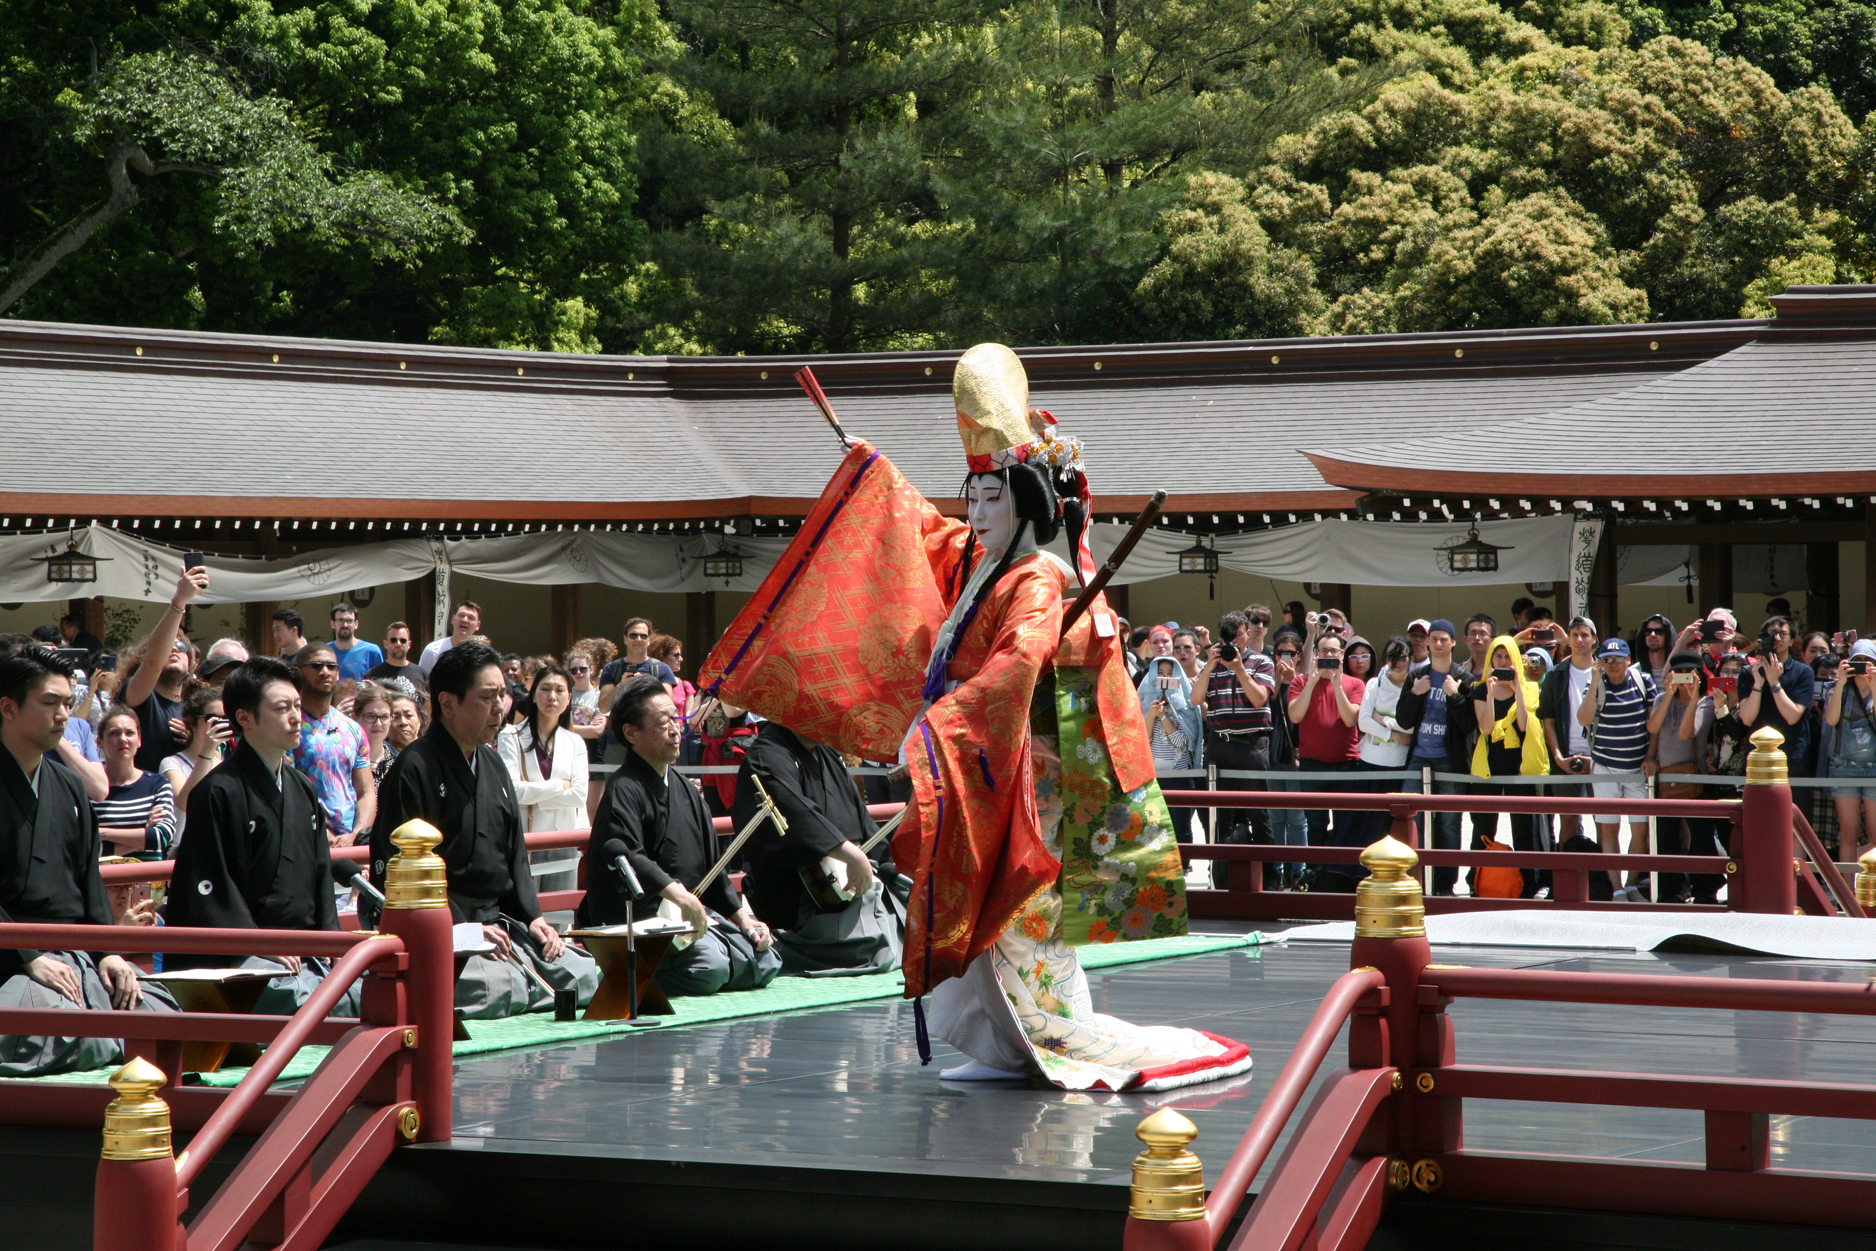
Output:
[483, 923, 515, 962]
[737, 909, 773, 953]
[832, 841, 876, 898]
[529, 916, 565, 962]
[25, 954, 82, 1004]
[662, 883, 709, 939]
[98, 954, 142, 1009]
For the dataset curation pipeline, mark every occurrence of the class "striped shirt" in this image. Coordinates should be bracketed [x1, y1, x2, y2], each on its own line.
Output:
[1203, 653, 1275, 735]
[92, 770, 177, 860]
[1590, 671, 1654, 771]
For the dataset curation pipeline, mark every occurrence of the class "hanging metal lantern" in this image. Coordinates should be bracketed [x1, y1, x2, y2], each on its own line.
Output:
[32, 543, 109, 584]
[1174, 537, 1227, 599]
[1438, 522, 1511, 575]
[703, 540, 744, 583]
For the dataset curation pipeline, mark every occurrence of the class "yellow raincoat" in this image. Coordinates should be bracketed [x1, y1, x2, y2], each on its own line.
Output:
[1469, 635, 1550, 778]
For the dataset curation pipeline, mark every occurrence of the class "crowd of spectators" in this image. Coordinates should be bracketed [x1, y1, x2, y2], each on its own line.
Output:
[0, 570, 733, 914]
[5, 570, 1867, 915]
[1122, 595, 1872, 901]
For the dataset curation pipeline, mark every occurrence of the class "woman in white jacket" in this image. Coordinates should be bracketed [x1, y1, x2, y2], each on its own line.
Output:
[497, 662, 589, 895]
[1350, 635, 1416, 846]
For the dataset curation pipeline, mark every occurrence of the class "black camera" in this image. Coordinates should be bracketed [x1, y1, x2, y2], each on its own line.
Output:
[1318, 655, 1341, 670]
[1491, 666, 1516, 680]
[1217, 642, 1238, 662]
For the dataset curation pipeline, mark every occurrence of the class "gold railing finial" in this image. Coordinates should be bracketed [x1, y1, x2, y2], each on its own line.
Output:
[383, 818, 448, 910]
[1856, 847, 1876, 913]
[102, 1057, 173, 1160]
[1746, 726, 1788, 786]
[1355, 835, 1425, 938]
[1129, 1108, 1206, 1222]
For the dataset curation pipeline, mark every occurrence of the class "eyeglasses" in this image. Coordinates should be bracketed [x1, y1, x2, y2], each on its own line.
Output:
[1644, 627, 1668, 636]
[626, 633, 649, 641]
[358, 711, 392, 725]
[299, 661, 339, 672]
[569, 666, 590, 674]
[1247, 616, 1270, 627]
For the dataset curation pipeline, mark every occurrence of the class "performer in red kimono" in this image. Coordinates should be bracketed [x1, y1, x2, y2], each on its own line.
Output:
[703, 343, 1249, 1091]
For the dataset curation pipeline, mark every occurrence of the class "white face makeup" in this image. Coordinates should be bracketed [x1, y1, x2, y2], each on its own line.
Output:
[966, 474, 1021, 558]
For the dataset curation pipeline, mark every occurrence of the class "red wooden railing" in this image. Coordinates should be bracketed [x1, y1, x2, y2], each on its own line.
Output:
[0, 822, 454, 1251]
[1121, 776, 1876, 1250]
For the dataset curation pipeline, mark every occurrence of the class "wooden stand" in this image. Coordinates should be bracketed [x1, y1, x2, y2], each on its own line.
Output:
[567, 930, 678, 1020]
[143, 969, 280, 1073]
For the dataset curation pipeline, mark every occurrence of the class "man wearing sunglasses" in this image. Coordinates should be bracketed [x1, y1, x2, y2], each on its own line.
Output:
[364, 621, 424, 688]
[290, 645, 375, 846]
[597, 618, 677, 713]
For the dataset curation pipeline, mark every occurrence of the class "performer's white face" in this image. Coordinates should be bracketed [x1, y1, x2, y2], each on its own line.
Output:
[966, 474, 1020, 558]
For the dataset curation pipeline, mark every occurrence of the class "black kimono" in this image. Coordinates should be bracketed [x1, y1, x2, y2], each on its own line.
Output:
[0, 752, 174, 1076]
[583, 750, 779, 995]
[164, 744, 350, 1013]
[372, 722, 595, 1019]
[733, 724, 904, 975]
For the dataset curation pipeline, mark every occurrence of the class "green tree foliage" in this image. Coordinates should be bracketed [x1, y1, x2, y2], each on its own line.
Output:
[0, 48, 462, 315]
[1, 0, 655, 347]
[1235, 31, 1860, 330]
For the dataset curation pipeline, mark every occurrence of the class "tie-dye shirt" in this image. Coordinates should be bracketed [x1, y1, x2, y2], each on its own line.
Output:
[291, 707, 370, 839]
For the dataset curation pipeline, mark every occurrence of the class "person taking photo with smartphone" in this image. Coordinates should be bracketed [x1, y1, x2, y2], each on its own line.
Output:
[1285, 633, 1364, 885]
[1738, 615, 1815, 773]
[1536, 616, 1604, 851]
[1822, 639, 1876, 864]
[1394, 619, 1477, 895]
[160, 685, 234, 841]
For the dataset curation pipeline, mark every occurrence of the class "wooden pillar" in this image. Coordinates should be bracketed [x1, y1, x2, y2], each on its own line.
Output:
[685, 592, 717, 678]
[1588, 526, 1618, 634]
[1699, 543, 1733, 618]
[69, 596, 103, 639]
[550, 584, 583, 657]
[1865, 509, 1876, 633]
[246, 528, 281, 653]
[1805, 541, 1840, 634]
[405, 577, 435, 651]
[1105, 583, 1130, 624]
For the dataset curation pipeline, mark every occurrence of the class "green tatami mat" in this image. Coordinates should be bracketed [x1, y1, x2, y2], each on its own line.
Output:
[6, 930, 1266, 1088]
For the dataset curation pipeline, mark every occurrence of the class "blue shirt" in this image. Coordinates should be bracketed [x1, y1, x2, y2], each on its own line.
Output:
[1411, 670, 1452, 760]
[1590, 670, 1654, 771]
[63, 715, 101, 762]
[330, 640, 385, 682]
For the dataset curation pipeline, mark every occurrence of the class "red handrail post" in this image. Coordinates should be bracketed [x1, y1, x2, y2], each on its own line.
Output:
[375, 819, 454, 1143]
[1735, 728, 1796, 916]
[1347, 836, 1454, 1157]
[93, 1058, 184, 1251]
[1121, 1109, 1213, 1251]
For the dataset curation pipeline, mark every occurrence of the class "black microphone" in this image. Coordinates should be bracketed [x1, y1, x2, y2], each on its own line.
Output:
[332, 857, 385, 906]
[600, 838, 645, 900]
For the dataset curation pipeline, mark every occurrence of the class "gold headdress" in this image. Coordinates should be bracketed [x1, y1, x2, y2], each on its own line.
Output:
[953, 343, 1080, 474]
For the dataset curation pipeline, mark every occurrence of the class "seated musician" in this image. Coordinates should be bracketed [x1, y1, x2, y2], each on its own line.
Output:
[733, 720, 904, 975]
[372, 642, 597, 1019]
[581, 675, 780, 995]
[0, 645, 175, 1076]
[163, 658, 356, 1014]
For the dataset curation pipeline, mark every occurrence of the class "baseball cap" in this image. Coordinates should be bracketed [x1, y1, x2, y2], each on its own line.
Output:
[1407, 618, 1431, 634]
[1597, 638, 1630, 660]
[1427, 618, 1457, 637]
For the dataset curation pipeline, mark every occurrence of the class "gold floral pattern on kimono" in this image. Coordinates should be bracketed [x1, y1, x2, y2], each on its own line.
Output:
[1045, 667, 1187, 946]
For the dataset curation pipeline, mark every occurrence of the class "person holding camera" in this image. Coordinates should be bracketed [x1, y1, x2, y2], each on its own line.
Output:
[1646, 652, 1707, 901]
[1738, 615, 1815, 773]
[1575, 639, 1657, 901]
[1822, 639, 1876, 864]
[1467, 634, 1550, 898]
[1193, 611, 1276, 878]
[1393, 619, 1475, 895]
[1285, 634, 1364, 880]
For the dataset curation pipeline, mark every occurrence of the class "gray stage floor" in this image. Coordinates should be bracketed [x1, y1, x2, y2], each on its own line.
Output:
[439, 932, 1876, 1189]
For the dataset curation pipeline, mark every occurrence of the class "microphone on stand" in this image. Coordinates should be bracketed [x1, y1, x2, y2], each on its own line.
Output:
[600, 839, 643, 1021]
[333, 858, 384, 927]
